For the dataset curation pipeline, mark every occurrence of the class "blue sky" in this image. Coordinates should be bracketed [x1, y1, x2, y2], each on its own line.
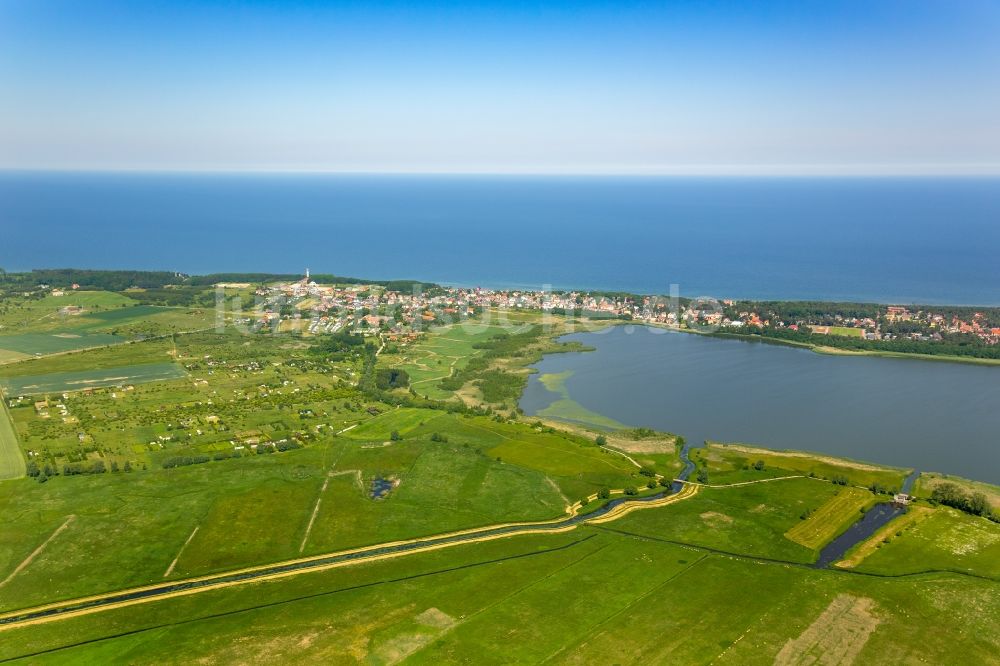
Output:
[1, 0, 998, 174]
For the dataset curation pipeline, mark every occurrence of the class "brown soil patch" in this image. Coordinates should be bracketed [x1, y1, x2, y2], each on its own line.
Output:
[537, 418, 677, 454]
[415, 607, 455, 629]
[700, 511, 734, 527]
[775, 594, 880, 665]
[713, 443, 891, 472]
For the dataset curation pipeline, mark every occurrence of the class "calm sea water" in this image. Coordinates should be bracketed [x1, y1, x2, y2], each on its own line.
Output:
[521, 326, 1000, 483]
[2, 172, 1000, 304]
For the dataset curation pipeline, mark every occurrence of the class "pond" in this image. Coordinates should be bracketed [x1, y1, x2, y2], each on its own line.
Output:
[371, 477, 395, 499]
[520, 326, 1000, 484]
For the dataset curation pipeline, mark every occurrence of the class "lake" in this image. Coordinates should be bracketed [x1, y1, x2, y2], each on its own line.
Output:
[520, 326, 1000, 483]
[3, 172, 1000, 304]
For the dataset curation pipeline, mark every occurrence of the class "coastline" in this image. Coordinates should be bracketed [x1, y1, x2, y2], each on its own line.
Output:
[662, 324, 1000, 367]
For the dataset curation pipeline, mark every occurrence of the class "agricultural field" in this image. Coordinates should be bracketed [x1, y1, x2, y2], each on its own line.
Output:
[0, 296, 997, 663]
[0, 505, 996, 664]
[784, 487, 876, 549]
[0, 330, 367, 472]
[0, 331, 124, 357]
[0, 400, 25, 480]
[0, 362, 187, 396]
[0, 290, 218, 361]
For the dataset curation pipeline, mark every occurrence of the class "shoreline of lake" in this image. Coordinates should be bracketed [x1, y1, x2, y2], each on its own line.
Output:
[519, 324, 1000, 485]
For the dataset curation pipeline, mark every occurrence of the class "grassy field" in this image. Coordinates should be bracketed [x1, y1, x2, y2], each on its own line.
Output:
[784, 487, 875, 549]
[0, 291, 138, 332]
[0, 332, 124, 356]
[848, 506, 1000, 579]
[699, 442, 911, 489]
[914, 472, 1000, 510]
[820, 325, 865, 338]
[0, 290, 217, 362]
[383, 322, 521, 399]
[0, 362, 187, 396]
[0, 305, 997, 662]
[347, 410, 639, 502]
[0, 407, 644, 611]
[608, 477, 838, 563]
[0, 525, 995, 664]
[0, 400, 25, 480]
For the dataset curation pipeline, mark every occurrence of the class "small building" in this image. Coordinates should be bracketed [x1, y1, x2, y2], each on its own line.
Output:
[893, 493, 910, 505]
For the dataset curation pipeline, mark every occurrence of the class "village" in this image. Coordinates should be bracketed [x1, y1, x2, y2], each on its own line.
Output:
[249, 273, 1000, 346]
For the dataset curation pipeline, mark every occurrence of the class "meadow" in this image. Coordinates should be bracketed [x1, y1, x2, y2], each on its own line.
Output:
[784, 487, 875, 549]
[0, 400, 25, 480]
[698, 442, 911, 490]
[0, 507, 995, 664]
[847, 506, 1000, 579]
[0, 362, 187, 396]
[0, 290, 217, 361]
[0, 294, 997, 663]
[383, 322, 519, 399]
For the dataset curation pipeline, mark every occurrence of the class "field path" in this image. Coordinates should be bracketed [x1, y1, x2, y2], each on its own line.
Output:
[0, 485, 699, 632]
[0, 516, 75, 588]
[163, 526, 200, 578]
[299, 475, 332, 553]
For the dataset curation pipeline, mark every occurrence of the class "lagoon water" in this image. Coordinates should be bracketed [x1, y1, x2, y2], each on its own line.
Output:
[521, 326, 1000, 483]
[2, 172, 1000, 304]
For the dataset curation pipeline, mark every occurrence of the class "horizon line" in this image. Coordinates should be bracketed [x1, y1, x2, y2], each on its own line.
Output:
[3, 163, 1000, 178]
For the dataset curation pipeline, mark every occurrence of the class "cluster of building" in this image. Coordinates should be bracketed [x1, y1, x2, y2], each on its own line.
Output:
[240, 274, 1000, 344]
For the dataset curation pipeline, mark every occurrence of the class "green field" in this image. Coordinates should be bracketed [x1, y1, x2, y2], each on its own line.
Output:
[824, 325, 865, 337]
[784, 486, 875, 549]
[0, 332, 124, 356]
[699, 442, 911, 489]
[0, 304, 997, 662]
[384, 322, 526, 399]
[0, 400, 25, 480]
[851, 506, 1000, 578]
[0, 290, 217, 361]
[0, 362, 187, 396]
[0, 516, 995, 664]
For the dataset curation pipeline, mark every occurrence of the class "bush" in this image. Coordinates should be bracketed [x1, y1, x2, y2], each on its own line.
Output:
[162, 455, 211, 469]
[595, 434, 607, 446]
[932, 482, 993, 517]
[375, 368, 410, 390]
